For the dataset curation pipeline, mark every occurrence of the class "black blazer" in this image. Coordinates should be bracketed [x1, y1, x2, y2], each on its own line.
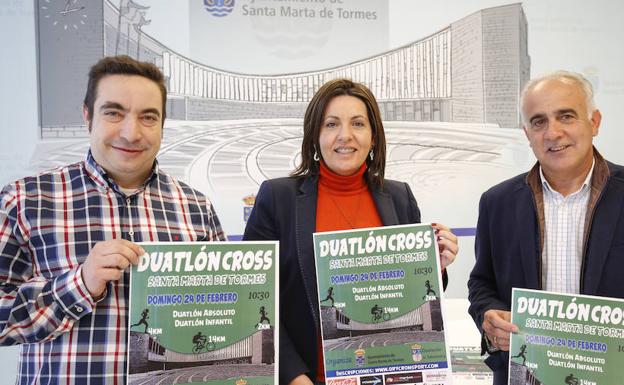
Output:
[244, 175, 445, 384]
[468, 160, 624, 385]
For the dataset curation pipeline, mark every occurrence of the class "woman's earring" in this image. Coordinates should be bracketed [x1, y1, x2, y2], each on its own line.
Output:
[369, 149, 374, 161]
[314, 149, 320, 162]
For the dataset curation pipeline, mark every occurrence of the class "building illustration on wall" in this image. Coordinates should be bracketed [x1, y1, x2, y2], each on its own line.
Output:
[33, 0, 532, 238]
[36, 0, 529, 138]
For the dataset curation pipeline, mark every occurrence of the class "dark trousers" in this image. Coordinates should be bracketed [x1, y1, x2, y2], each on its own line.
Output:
[493, 369, 508, 385]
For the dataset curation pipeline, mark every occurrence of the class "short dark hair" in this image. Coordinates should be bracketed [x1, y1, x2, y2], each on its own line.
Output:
[83, 55, 167, 126]
[291, 78, 386, 188]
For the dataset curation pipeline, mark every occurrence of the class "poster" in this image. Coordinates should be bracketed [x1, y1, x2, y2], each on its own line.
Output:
[510, 288, 624, 385]
[127, 242, 278, 385]
[314, 224, 452, 384]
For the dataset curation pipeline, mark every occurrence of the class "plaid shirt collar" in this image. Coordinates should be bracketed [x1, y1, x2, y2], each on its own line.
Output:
[84, 149, 159, 196]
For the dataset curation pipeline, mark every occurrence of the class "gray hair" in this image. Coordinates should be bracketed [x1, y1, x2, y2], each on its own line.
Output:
[520, 70, 597, 125]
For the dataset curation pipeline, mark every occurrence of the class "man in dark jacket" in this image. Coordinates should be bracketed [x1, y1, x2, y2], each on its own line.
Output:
[468, 70, 624, 385]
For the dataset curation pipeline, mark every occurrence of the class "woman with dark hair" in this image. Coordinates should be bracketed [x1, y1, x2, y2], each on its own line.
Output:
[243, 78, 458, 385]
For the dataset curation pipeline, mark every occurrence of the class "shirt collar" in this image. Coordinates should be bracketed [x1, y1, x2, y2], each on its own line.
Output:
[84, 149, 159, 195]
[539, 157, 595, 196]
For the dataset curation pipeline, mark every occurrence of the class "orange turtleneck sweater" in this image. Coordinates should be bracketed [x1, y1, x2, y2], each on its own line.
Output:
[316, 161, 382, 232]
[315, 161, 382, 381]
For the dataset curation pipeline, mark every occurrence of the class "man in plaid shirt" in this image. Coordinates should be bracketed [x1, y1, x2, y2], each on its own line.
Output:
[0, 56, 225, 384]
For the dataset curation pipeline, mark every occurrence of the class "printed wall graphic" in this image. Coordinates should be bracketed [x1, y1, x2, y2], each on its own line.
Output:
[314, 224, 452, 383]
[3, 0, 624, 381]
[32, 0, 531, 238]
[25, 3, 531, 382]
[128, 241, 278, 385]
[510, 288, 624, 385]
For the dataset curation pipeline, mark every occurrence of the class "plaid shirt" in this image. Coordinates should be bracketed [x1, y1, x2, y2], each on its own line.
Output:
[0, 151, 225, 385]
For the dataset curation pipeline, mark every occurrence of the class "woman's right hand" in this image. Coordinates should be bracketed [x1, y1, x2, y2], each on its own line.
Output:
[432, 223, 458, 269]
[289, 374, 314, 385]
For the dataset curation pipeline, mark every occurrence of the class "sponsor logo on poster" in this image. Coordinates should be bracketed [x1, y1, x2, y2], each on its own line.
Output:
[327, 378, 358, 385]
[355, 348, 366, 367]
[384, 372, 423, 384]
[422, 372, 447, 382]
[360, 375, 384, 385]
[411, 344, 423, 362]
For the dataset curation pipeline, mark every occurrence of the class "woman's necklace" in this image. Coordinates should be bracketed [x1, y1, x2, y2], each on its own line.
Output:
[328, 190, 363, 229]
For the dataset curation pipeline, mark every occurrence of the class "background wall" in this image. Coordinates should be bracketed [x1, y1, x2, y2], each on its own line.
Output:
[1, 0, 623, 379]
